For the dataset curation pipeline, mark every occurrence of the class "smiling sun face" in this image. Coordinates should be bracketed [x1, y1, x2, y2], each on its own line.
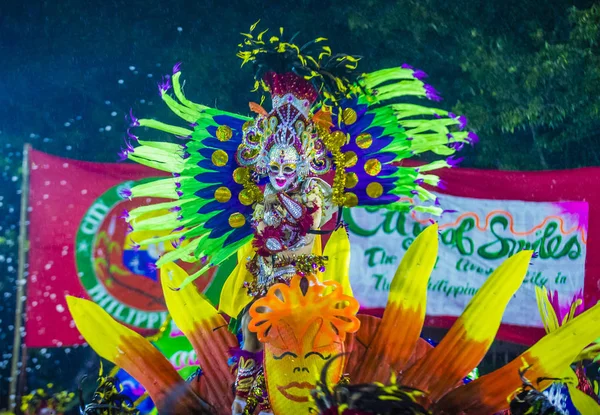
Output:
[249, 275, 360, 414]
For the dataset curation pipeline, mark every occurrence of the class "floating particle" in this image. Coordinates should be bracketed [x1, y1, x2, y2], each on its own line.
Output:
[140, 99, 146, 104]
[147, 73, 153, 78]
[11, 176, 17, 182]
[66, 145, 72, 150]
[99, 127, 105, 132]
[118, 79, 124, 84]
[64, 122, 71, 127]
[177, 26, 183, 32]
[81, 189, 88, 195]
[56, 304, 64, 312]
[76, 115, 82, 120]
[111, 111, 117, 117]
[105, 100, 111, 105]
[29, 133, 36, 138]
[129, 66, 136, 71]
[43, 137, 51, 143]
[105, 125, 112, 131]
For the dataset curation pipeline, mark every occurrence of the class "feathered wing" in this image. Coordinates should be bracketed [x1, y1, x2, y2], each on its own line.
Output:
[322, 66, 477, 215]
[123, 68, 255, 288]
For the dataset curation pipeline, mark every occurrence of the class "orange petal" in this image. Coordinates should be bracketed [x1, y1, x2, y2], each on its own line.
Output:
[402, 250, 532, 403]
[353, 224, 438, 383]
[161, 263, 238, 414]
[66, 296, 200, 413]
[436, 301, 600, 414]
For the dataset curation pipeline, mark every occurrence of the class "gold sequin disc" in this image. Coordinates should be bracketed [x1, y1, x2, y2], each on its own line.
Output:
[366, 182, 384, 198]
[356, 133, 373, 149]
[364, 159, 382, 176]
[211, 150, 228, 167]
[342, 108, 357, 125]
[214, 186, 232, 203]
[216, 125, 233, 142]
[233, 167, 250, 184]
[344, 192, 358, 207]
[344, 151, 358, 168]
[329, 130, 346, 150]
[229, 212, 246, 228]
[345, 172, 359, 189]
[238, 189, 254, 206]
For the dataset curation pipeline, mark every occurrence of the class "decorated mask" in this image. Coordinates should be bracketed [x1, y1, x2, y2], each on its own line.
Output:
[267, 144, 301, 192]
[249, 275, 360, 414]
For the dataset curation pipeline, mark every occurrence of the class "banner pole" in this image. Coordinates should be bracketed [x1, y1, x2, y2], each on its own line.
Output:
[9, 143, 31, 411]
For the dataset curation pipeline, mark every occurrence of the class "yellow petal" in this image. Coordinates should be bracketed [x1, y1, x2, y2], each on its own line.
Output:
[535, 285, 559, 333]
[437, 301, 600, 413]
[161, 263, 237, 413]
[218, 240, 254, 318]
[403, 250, 532, 403]
[322, 228, 352, 296]
[569, 379, 600, 415]
[353, 224, 438, 383]
[65, 296, 191, 412]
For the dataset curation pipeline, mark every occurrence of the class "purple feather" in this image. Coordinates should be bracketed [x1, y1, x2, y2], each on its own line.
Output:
[126, 128, 139, 142]
[169, 206, 182, 213]
[412, 69, 428, 80]
[467, 132, 480, 145]
[401, 63, 414, 69]
[158, 76, 172, 96]
[117, 149, 129, 162]
[120, 210, 130, 219]
[173, 62, 182, 74]
[446, 156, 463, 167]
[414, 178, 425, 186]
[128, 109, 140, 127]
[424, 85, 443, 102]
[119, 188, 132, 199]
[458, 115, 468, 130]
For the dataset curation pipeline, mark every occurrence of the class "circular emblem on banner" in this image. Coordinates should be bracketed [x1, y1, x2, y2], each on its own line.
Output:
[75, 179, 215, 332]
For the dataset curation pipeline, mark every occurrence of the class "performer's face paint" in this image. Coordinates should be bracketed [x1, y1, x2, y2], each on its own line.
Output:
[264, 320, 344, 414]
[267, 144, 300, 192]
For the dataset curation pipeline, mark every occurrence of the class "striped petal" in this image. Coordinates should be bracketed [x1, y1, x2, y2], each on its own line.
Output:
[353, 224, 438, 383]
[401, 250, 532, 403]
[436, 301, 600, 413]
[161, 262, 238, 414]
[65, 296, 200, 413]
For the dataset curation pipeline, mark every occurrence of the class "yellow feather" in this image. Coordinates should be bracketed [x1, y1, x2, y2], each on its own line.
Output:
[250, 20, 260, 32]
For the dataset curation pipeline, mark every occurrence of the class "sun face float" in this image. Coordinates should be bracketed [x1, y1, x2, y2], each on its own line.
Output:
[67, 224, 600, 414]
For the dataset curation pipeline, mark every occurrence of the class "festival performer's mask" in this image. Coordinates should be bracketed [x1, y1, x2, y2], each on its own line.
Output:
[267, 144, 300, 192]
[236, 72, 332, 189]
[249, 275, 360, 414]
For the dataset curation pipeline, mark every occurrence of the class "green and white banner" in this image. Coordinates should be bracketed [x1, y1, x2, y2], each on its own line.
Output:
[345, 193, 588, 332]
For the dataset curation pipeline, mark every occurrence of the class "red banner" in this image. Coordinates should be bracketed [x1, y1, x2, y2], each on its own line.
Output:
[25, 149, 221, 348]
